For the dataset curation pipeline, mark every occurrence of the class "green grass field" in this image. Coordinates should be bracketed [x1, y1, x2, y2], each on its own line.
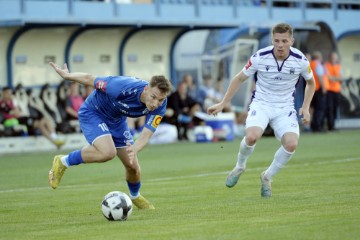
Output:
[1, 130, 360, 240]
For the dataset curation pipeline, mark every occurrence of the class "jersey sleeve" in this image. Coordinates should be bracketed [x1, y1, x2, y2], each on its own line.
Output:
[301, 59, 314, 81]
[93, 76, 133, 99]
[143, 100, 167, 132]
[242, 53, 259, 76]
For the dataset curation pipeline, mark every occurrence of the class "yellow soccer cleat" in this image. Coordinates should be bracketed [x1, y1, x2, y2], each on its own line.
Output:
[53, 138, 66, 150]
[48, 155, 67, 189]
[132, 195, 155, 210]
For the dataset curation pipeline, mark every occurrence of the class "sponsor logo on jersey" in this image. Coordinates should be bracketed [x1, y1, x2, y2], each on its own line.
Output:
[266, 65, 270, 71]
[151, 115, 162, 128]
[290, 67, 295, 74]
[123, 130, 132, 139]
[245, 59, 252, 70]
[96, 80, 107, 92]
[307, 65, 312, 73]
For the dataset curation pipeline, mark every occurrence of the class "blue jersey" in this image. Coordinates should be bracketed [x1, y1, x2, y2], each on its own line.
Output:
[84, 76, 167, 132]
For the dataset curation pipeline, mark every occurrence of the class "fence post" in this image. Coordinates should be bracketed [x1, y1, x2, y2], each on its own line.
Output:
[154, 0, 161, 16]
[68, 0, 73, 16]
[267, 0, 272, 19]
[194, 0, 200, 17]
[20, 0, 26, 15]
[232, 0, 238, 18]
[112, 0, 119, 17]
[301, 0, 306, 20]
[332, 0, 338, 20]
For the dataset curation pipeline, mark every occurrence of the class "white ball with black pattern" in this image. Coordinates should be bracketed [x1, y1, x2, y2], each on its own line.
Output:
[101, 191, 133, 221]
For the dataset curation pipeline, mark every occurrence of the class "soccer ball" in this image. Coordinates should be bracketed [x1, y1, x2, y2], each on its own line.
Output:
[101, 191, 133, 221]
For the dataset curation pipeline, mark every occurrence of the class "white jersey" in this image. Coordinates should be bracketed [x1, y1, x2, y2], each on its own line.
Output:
[243, 46, 313, 108]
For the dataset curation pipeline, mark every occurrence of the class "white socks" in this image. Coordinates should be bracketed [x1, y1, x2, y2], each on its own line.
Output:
[50, 132, 58, 140]
[235, 137, 256, 169]
[265, 146, 294, 180]
[61, 155, 69, 167]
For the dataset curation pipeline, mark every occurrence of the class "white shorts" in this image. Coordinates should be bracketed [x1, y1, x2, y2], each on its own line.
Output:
[246, 102, 299, 140]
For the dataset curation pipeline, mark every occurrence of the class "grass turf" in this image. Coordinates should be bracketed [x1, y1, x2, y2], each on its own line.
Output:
[0, 129, 359, 240]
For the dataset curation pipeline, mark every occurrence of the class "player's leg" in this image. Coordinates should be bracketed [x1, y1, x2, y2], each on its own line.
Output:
[226, 103, 268, 188]
[116, 148, 154, 209]
[110, 119, 154, 209]
[35, 117, 65, 149]
[48, 104, 117, 189]
[261, 108, 299, 197]
[48, 135, 116, 189]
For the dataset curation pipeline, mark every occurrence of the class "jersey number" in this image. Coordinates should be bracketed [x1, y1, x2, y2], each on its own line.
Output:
[98, 123, 109, 132]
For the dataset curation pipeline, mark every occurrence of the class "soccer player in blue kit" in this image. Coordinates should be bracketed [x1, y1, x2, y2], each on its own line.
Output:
[48, 62, 172, 209]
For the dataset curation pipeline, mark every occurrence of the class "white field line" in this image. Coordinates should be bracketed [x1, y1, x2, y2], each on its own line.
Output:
[0, 157, 359, 194]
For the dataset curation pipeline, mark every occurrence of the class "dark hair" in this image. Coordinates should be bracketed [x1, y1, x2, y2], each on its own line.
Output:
[149, 75, 172, 95]
[272, 23, 293, 37]
[2, 86, 12, 92]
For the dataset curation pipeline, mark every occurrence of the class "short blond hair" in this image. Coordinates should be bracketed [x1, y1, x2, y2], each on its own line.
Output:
[272, 23, 293, 37]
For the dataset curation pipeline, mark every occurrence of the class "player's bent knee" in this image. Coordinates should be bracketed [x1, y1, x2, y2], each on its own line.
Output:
[283, 141, 298, 152]
[100, 149, 117, 162]
[245, 134, 259, 145]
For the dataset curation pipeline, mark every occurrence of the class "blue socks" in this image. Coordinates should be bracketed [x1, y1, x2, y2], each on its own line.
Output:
[127, 181, 141, 198]
[66, 150, 84, 166]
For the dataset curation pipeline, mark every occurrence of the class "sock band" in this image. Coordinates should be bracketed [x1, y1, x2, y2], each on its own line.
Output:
[236, 137, 256, 169]
[67, 150, 84, 166]
[127, 181, 141, 198]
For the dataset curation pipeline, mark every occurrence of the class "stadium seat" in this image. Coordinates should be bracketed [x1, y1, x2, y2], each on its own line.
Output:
[55, 81, 79, 133]
[27, 88, 54, 126]
[40, 83, 63, 126]
[13, 84, 30, 118]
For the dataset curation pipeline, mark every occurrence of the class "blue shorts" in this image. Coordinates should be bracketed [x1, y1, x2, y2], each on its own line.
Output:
[78, 103, 134, 148]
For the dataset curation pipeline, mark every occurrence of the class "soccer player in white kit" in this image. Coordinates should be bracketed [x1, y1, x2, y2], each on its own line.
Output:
[207, 23, 316, 197]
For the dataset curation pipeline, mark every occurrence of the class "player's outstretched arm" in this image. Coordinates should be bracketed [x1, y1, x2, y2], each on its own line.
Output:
[125, 128, 153, 163]
[133, 127, 153, 153]
[207, 71, 248, 116]
[299, 77, 316, 125]
[49, 62, 97, 87]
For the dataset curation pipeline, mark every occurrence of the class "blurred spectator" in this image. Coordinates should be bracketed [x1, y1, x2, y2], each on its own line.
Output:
[324, 52, 343, 131]
[127, 116, 145, 139]
[13, 85, 66, 148]
[0, 87, 25, 135]
[181, 74, 200, 103]
[310, 51, 328, 132]
[199, 75, 215, 110]
[214, 77, 232, 112]
[55, 80, 78, 133]
[83, 85, 94, 100]
[163, 81, 201, 141]
[66, 82, 85, 120]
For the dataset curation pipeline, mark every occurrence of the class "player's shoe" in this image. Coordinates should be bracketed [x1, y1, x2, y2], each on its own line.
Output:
[132, 195, 155, 210]
[225, 167, 245, 188]
[260, 171, 272, 197]
[53, 138, 66, 149]
[48, 155, 67, 189]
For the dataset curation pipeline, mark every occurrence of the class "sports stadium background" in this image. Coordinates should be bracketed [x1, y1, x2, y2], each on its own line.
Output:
[0, 0, 359, 153]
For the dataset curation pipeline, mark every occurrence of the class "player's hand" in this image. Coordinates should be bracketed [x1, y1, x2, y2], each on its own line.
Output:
[49, 62, 69, 79]
[207, 102, 224, 116]
[125, 141, 136, 164]
[299, 107, 311, 125]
